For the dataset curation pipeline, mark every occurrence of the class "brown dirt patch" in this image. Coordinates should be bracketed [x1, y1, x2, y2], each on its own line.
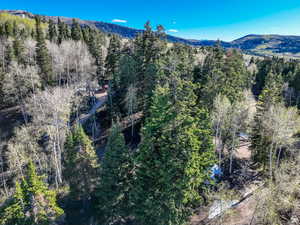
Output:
[235, 142, 251, 160]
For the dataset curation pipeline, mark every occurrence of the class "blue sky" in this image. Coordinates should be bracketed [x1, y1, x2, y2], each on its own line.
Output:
[2, 0, 300, 41]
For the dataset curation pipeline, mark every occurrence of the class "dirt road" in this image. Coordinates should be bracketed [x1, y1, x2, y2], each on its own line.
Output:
[77, 91, 107, 125]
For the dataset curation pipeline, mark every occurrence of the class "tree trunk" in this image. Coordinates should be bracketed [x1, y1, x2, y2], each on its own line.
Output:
[276, 146, 282, 169]
[229, 126, 237, 175]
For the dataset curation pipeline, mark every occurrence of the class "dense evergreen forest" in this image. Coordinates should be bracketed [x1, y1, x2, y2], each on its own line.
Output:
[1, 12, 300, 225]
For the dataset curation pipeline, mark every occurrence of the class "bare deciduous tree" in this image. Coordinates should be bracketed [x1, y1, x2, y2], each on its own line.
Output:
[23, 38, 37, 65]
[212, 90, 256, 173]
[212, 94, 231, 168]
[261, 104, 300, 178]
[125, 84, 138, 137]
[26, 86, 75, 187]
[6, 125, 46, 179]
[2, 62, 41, 122]
[47, 40, 95, 85]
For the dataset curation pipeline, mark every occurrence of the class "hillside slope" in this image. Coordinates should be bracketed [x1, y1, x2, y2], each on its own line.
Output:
[0, 9, 234, 47]
[232, 34, 300, 58]
[2, 10, 300, 58]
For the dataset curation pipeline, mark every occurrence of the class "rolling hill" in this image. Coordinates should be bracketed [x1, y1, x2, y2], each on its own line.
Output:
[231, 34, 300, 58]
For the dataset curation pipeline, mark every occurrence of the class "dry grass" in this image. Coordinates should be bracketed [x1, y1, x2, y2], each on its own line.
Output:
[252, 156, 300, 225]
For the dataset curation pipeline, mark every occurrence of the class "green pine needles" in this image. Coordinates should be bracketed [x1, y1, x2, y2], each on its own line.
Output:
[132, 80, 215, 225]
[0, 161, 64, 225]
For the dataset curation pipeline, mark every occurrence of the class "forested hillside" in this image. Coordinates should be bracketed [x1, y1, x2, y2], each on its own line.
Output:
[3, 10, 300, 59]
[1, 12, 300, 225]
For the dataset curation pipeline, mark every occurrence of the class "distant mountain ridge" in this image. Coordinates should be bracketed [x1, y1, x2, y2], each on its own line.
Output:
[231, 34, 300, 58]
[2, 10, 300, 58]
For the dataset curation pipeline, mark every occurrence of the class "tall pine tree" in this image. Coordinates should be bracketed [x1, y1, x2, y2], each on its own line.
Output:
[64, 125, 100, 201]
[0, 161, 63, 225]
[0, 182, 26, 225]
[57, 18, 69, 44]
[132, 79, 215, 225]
[106, 34, 122, 120]
[134, 21, 166, 117]
[96, 124, 133, 224]
[87, 30, 105, 86]
[105, 34, 121, 80]
[251, 70, 284, 166]
[48, 19, 57, 42]
[35, 15, 53, 85]
[71, 19, 83, 41]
